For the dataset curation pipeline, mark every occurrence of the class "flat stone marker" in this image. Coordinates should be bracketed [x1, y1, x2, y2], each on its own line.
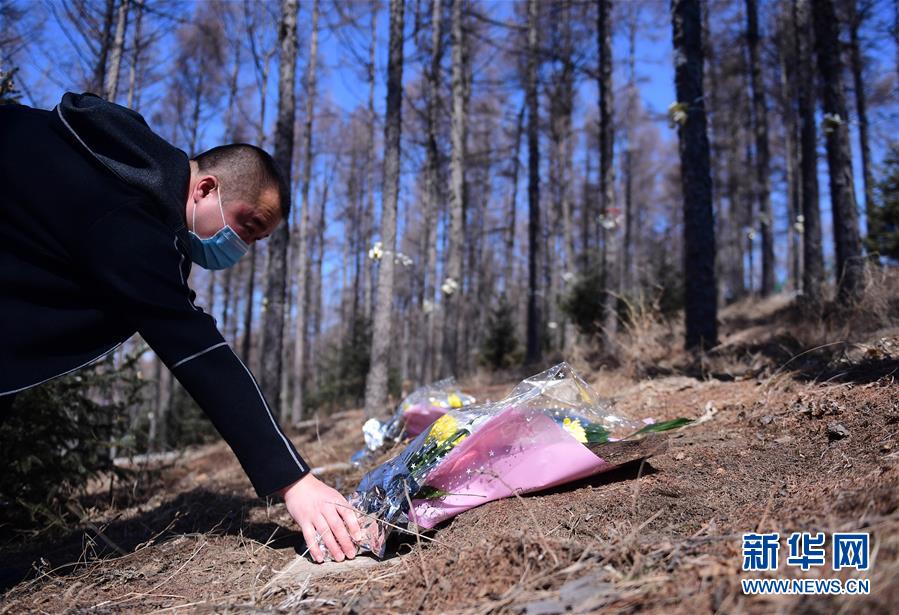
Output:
[264, 553, 399, 597]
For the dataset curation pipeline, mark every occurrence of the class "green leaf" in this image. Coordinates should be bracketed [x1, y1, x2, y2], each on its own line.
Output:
[635, 418, 692, 434]
[584, 423, 610, 443]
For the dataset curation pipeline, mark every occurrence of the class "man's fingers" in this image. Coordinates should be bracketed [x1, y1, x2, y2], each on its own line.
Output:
[336, 501, 363, 542]
[324, 505, 357, 559]
[301, 522, 324, 563]
[313, 514, 344, 562]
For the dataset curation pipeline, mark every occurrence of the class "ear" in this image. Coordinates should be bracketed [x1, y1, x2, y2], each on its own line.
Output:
[194, 175, 219, 200]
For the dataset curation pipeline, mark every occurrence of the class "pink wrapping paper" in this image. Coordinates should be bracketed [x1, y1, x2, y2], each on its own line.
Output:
[404, 403, 447, 437]
[409, 406, 612, 529]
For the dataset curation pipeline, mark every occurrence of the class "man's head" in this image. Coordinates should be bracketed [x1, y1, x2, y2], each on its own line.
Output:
[186, 144, 289, 245]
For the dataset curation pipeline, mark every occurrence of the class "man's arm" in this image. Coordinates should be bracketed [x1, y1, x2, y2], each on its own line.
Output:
[77, 200, 363, 561]
[77, 200, 305, 495]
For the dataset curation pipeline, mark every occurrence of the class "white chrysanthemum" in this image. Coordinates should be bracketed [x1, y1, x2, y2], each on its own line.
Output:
[822, 113, 843, 134]
[599, 213, 618, 230]
[668, 101, 688, 126]
[441, 277, 459, 295]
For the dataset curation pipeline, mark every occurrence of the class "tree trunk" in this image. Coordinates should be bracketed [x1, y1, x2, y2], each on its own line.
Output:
[240, 8, 274, 371]
[813, 0, 865, 304]
[290, 0, 320, 425]
[623, 3, 638, 296]
[259, 0, 299, 410]
[598, 0, 617, 347]
[93, 0, 116, 93]
[725, 145, 745, 299]
[847, 0, 877, 259]
[580, 151, 593, 268]
[241, 245, 257, 364]
[552, 1, 575, 279]
[777, 8, 802, 291]
[552, 0, 576, 352]
[422, 0, 443, 384]
[149, 355, 163, 451]
[224, 30, 242, 141]
[222, 266, 233, 335]
[363, 1, 378, 322]
[443, 0, 466, 376]
[206, 270, 216, 317]
[745, 0, 775, 296]
[524, 0, 541, 365]
[312, 181, 328, 387]
[363, 0, 404, 418]
[672, 0, 718, 350]
[505, 104, 524, 294]
[125, 0, 143, 109]
[104, 0, 129, 101]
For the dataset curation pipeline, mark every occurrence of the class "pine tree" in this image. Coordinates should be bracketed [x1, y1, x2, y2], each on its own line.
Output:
[745, 0, 775, 295]
[847, 0, 877, 260]
[597, 0, 617, 346]
[525, 0, 542, 365]
[259, 0, 299, 409]
[291, 0, 321, 425]
[795, 0, 824, 306]
[364, 0, 405, 418]
[813, 0, 865, 304]
[443, 0, 467, 375]
[480, 295, 520, 370]
[671, 0, 718, 350]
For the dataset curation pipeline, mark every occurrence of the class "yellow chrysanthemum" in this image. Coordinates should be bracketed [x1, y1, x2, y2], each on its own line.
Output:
[563, 417, 587, 443]
[448, 393, 463, 408]
[428, 414, 460, 444]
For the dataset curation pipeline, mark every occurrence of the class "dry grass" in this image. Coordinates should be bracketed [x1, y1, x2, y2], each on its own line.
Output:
[2, 288, 899, 613]
[607, 267, 899, 383]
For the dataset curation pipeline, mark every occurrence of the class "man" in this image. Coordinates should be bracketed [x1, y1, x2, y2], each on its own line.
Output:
[0, 92, 358, 563]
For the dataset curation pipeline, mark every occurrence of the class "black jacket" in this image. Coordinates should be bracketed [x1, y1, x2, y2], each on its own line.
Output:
[0, 93, 308, 497]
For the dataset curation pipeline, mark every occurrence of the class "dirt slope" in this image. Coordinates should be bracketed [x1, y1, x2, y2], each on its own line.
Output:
[2, 303, 898, 613]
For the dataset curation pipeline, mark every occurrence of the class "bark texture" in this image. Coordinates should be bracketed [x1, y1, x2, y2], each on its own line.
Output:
[104, 0, 129, 101]
[813, 0, 865, 304]
[259, 0, 299, 409]
[672, 0, 718, 349]
[363, 0, 404, 418]
[291, 0, 320, 425]
[443, 0, 466, 375]
[525, 0, 541, 364]
[598, 0, 617, 346]
[795, 0, 823, 306]
[745, 0, 775, 295]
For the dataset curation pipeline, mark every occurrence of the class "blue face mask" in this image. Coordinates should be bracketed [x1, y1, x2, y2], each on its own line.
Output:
[188, 184, 249, 270]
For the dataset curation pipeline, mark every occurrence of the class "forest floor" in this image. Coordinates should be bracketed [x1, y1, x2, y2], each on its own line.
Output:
[2, 294, 899, 614]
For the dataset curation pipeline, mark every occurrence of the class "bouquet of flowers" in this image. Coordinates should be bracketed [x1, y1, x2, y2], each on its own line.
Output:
[343, 363, 690, 558]
[352, 379, 476, 464]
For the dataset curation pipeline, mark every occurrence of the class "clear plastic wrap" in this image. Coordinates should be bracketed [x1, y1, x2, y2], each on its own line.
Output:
[335, 363, 689, 558]
[351, 379, 475, 465]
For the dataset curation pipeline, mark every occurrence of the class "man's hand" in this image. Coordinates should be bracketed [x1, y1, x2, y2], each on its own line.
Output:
[279, 474, 363, 563]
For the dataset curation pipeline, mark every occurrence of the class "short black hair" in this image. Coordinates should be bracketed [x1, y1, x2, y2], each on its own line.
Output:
[193, 144, 290, 222]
